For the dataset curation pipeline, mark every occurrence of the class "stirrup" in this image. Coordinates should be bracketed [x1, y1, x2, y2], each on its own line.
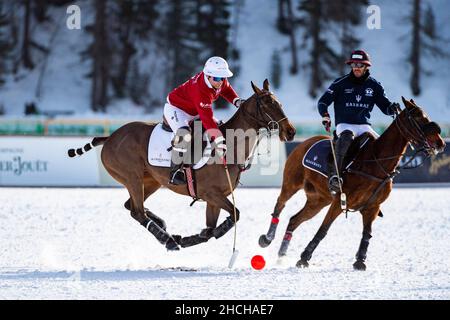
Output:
[328, 175, 342, 193]
[170, 168, 186, 185]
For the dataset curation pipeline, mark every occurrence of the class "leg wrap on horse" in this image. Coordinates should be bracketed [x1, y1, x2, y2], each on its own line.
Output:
[355, 230, 372, 262]
[145, 209, 167, 231]
[259, 216, 280, 248]
[278, 231, 293, 257]
[301, 228, 328, 261]
[266, 216, 280, 241]
[178, 228, 214, 248]
[144, 219, 171, 244]
[213, 217, 235, 239]
[125, 200, 167, 231]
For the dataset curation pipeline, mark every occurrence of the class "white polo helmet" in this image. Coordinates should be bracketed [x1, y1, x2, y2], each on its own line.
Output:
[203, 56, 233, 78]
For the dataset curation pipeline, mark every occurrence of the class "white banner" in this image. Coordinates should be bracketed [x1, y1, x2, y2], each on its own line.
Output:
[0, 137, 101, 186]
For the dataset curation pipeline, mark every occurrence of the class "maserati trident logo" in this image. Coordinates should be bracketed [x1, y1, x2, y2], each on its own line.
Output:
[313, 155, 318, 161]
[356, 94, 362, 102]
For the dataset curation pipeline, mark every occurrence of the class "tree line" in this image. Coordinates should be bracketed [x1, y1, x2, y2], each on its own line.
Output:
[0, 0, 446, 113]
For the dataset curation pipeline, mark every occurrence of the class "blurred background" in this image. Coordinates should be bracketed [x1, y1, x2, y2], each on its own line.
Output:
[0, 0, 449, 136]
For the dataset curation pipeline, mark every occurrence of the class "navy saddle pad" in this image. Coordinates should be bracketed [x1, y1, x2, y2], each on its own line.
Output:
[302, 139, 331, 178]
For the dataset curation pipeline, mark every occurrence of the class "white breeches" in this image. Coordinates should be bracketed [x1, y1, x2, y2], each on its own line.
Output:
[336, 123, 380, 138]
[163, 102, 195, 133]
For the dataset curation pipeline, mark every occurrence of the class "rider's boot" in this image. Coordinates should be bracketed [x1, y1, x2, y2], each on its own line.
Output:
[169, 126, 191, 185]
[329, 130, 354, 193]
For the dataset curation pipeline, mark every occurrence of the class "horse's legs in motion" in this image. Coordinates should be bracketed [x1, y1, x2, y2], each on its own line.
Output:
[126, 178, 179, 251]
[278, 194, 328, 257]
[353, 206, 379, 271]
[177, 203, 221, 248]
[259, 182, 303, 248]
[123, 177, 165, 229]
[296, 199, 343, 267]
[201, 192, 240, 239]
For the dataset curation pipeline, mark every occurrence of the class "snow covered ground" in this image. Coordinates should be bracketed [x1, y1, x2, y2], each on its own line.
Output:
[0, 187, 449, 300]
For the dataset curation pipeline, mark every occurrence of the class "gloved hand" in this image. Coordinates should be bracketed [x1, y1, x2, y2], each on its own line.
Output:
[390, 102, 401, 115]
[234, 98, 245, 108]
[322, 112, 331, 132]
[212, 136, 227, 158]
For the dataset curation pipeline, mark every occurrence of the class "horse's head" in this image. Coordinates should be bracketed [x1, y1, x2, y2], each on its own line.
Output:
[397, 96, 446, 156]
[242, 79, 296, 141]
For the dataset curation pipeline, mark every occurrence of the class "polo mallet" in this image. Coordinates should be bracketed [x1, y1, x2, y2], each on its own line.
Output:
[327, 125, 347, 212]
[222, 157, 239, 268]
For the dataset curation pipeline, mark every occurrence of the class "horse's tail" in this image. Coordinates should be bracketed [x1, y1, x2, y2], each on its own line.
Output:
[67, 136, 109, 158]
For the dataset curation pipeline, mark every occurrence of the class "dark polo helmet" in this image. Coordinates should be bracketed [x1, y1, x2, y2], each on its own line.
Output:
[345, 49, 372, 66]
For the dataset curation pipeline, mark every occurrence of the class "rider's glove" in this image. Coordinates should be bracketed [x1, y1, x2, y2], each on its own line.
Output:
[389, 102, 401, 116]
[212, 135, 227, 158]
[322, 112, 331, 132]
[233, 98, 245, 108]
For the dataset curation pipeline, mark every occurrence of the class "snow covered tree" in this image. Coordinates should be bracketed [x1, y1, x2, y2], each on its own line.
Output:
[0, 2, 13, 87]
[197, 0, 233, 109]
[298, 0, 336, 98]
[409, 0, 448, 96]
[110, 0, 159, 99]
[163, 0, 233, 108]
[326, 0, 368, 75]
[298, 0, 367, 98]
[88, 0, 110, 112]
[276, 0, 299, 74]
[270, 50, 282, 89]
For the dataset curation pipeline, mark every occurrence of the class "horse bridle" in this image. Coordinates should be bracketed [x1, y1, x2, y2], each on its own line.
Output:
[241, 92, 288, 133]
[345, 105, 441, 213]
[394, 105, 441, 155]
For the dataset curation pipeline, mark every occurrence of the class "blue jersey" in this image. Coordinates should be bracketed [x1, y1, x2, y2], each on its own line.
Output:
[318, 71, 395, 125]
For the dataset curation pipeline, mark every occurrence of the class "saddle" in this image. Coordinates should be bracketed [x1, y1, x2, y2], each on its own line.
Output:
[302, 132, 375, 178]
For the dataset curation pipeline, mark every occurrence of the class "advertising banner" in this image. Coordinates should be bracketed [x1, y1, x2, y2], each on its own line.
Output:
[0, 137, 100, 186]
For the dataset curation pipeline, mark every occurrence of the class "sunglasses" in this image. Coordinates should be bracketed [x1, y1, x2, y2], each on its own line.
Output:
[212, 77, 225, 82]
[350, 62, 366, 68]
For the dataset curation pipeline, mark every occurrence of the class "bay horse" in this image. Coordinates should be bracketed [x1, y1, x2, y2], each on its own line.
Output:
[259, 97, 445, 270]
[68, 79, 296, 251]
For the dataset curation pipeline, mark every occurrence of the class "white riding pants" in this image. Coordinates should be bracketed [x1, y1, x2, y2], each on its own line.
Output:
[163, 102, 195, 133]
[336, 123, 380, 138]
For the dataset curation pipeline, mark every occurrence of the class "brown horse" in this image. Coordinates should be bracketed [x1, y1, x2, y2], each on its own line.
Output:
[68, 79, 296, 251]
[259, 97, 445, 270]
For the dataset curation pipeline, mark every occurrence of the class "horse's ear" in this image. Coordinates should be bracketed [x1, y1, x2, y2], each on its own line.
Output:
[402, 96, 412, 109]
[251, 81, 262, 94]
[263, 79, 270, 91]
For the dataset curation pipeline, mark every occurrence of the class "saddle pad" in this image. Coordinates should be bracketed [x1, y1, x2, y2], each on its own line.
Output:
[302, 139, 331, 178]
[148, 123, 210, 169]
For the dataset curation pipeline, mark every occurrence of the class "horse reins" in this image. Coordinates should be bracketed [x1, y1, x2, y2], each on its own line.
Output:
[346, 107, 435, 213]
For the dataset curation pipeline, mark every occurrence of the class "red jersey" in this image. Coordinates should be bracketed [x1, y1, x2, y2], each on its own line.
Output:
[167, 72, 239, 139]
